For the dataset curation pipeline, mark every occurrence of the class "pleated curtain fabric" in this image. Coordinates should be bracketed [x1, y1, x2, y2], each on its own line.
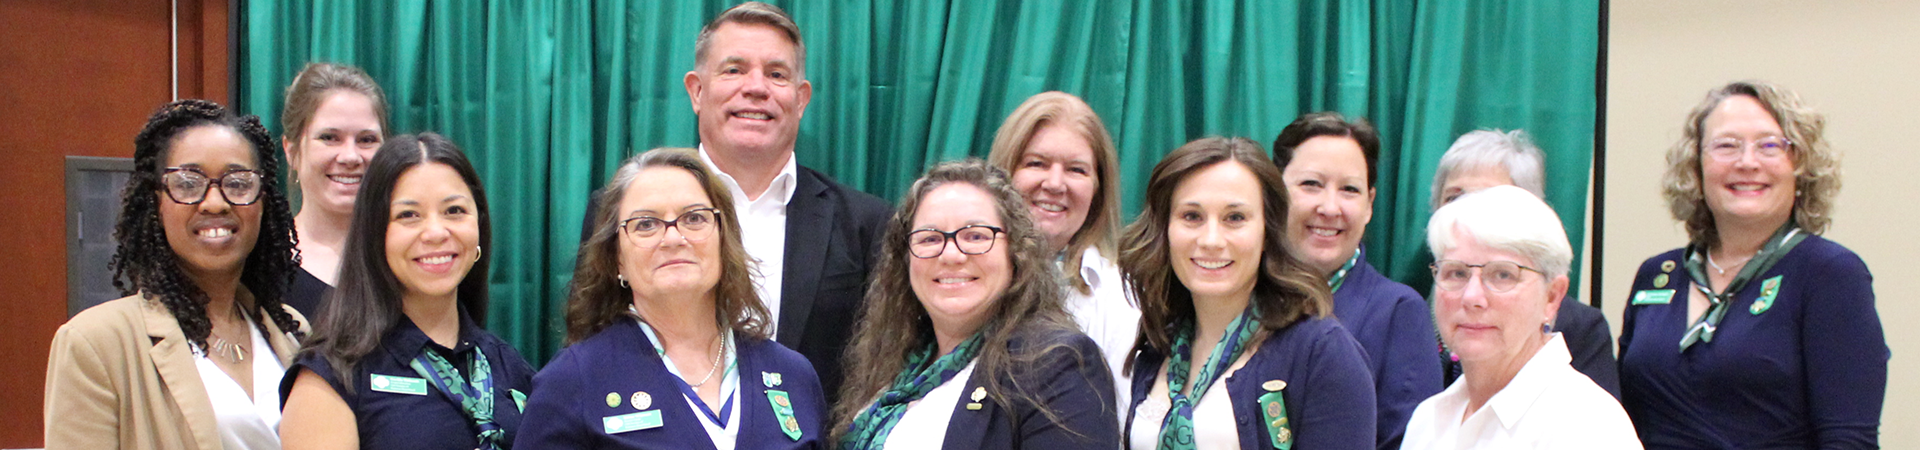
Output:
[238, 0, 1598, 365]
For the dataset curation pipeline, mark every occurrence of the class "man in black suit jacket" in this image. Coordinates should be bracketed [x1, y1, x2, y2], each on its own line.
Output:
[585, 2, 890, 402]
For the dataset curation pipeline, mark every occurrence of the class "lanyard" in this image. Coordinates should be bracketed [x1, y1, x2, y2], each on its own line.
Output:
[636, 319, 738, 427]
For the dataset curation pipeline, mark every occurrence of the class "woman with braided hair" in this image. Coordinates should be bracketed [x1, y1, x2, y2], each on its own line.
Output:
[44, 99, 307, 449]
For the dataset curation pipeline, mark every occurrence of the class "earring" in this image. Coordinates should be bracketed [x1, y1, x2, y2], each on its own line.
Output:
[1541, 321, 1553, 334]
[474, 245, 483, 260]
[618, 274, 629, 289]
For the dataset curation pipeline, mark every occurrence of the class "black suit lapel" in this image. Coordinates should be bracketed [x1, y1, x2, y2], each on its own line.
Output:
[778, 172, 831, 347]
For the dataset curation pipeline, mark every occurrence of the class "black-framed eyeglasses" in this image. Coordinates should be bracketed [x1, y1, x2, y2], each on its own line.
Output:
[619, 207, 720, 243]
[1430, 260, 1545, 293]
[907, 225, 1004, 259]
[160, 167, 263, 206]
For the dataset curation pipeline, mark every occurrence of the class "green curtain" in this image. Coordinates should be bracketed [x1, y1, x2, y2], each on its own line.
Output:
[239, 0, 1596, 365]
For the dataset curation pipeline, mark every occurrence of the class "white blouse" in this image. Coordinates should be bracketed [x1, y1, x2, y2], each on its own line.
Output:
[882, 361, 978, 450]
[1399, 334, 1642, 450]
[192, 315, 284, 450]
[1062, 247, 1141, 421]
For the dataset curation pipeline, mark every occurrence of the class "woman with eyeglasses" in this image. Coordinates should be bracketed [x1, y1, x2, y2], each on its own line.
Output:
[46, 99, 306, 449]
[1399, 185, 1639, 449]
[518, 148, 827, 449]
[1617, 81, 1886, 448]
[1121, 137, 1374, 450]
[833, 159, 1116, 450]
[279, 133, 536, 450]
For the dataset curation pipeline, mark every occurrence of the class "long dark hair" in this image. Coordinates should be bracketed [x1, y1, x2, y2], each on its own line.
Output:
[832, 159, 1085, 439]
[564, 148, 770, 344]
[112, 99, 301, 349]
[299, 133, 492, 379]
[1119, 137, 1332, 367]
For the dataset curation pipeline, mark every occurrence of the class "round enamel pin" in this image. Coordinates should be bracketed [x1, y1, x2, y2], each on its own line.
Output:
[1661, 260, 1676, 272]
[632, 391, 652, 410]
[605, 392, 621, 408]
[1262, 380, 1287, 391]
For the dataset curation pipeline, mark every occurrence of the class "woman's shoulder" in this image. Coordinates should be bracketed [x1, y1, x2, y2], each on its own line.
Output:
[1011, 322, 1101, 354]
[1786, 234, 1868, 271]
[737, 334, 815, 371]
[1255, 316, 1367, 365]
[59, 295, 154, 339]
[1633, 248, 1689, 275]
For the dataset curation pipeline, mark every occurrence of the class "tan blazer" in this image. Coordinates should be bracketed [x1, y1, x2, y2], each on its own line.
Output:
[44, 293, 307, 450]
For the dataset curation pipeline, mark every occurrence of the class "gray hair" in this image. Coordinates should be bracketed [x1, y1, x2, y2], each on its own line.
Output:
[1427, 185, 1572, 280]
[693, 2, 806, 78]
[1429, 129, 1546, 211]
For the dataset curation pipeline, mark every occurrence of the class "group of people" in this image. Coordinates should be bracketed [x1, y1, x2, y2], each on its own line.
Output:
[44, 2, 1887, 450]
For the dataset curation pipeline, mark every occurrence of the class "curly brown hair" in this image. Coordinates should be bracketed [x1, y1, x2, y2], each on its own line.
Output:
[986, 91, 1122, 295]
[113, 99, 301, 350]
[1662, 80, 1841, 247]
[564, 148, 770, 345]
[832, 159, 1086, 439]
[1119, 137, 1332, 367]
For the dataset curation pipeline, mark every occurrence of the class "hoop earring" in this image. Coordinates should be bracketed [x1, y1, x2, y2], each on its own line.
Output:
[618, 274, 629, 289]
[474, 245, 483, 260]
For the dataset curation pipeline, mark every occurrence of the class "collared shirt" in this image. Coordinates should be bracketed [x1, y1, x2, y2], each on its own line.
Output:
[285, 311, 537, 450]
[699, 145, 797, 334]
[1400, 334, 1642, 450]
[1061, 247, 1140, 424]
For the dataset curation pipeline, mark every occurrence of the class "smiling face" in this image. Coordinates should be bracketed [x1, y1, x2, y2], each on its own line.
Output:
[617, 167, 724, 303]
[684, 22, 813, 160]
[1700, 95, 1797, 232]
[1432, 227, 1563, 371]
[908, 183, 1012, 340]
[160, 125, 264, 284]
[383, 162, 481, 303]
[1282, 135, 1376, 275]
[1168, 161, 1265, 306]
[1010, 123, 1098, 253]
[287, 91, 383, 216]
[1439, 165, 1514, 207]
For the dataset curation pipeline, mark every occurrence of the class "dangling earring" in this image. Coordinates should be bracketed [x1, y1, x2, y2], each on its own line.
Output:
[618, 274, 629, 289]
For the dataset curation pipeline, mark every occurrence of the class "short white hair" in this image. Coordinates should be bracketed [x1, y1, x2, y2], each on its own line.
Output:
[1429, 129, 1546, 211]
[1427, 185, 1572, 279]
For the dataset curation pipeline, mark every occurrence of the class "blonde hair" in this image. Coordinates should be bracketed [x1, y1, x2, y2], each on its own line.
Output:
[1661, 80, 1840, 247]
[986, 91, 1120, 294]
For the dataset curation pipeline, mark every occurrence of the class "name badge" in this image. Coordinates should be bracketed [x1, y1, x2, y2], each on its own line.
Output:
[370, 374, 429, 395]
[1632, 289, 1675, 305]
[603, 410, 664, 434]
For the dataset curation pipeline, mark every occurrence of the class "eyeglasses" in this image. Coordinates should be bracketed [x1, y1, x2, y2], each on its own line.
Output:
[1704, 136, 1791, 162]
[907, 225, 1004, 259]
[161, 167, 263, 206]
[1430, 260, 1544, 293]
[619, 208, 720, 243]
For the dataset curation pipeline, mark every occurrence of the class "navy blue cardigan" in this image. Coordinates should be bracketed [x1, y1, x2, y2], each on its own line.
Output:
[925, 327, 1118, 450]
[1328, 254, 1441, 450]
[1127, 315, 1376, 450]
[516, 320, 828, 449]
[1619, 235, 1887, 449]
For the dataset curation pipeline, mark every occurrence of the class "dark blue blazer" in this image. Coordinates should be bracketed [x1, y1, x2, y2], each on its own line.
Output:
[582, 165, 889, 402]
[1128, 315, 1376, 450]
[516, 320, 828, 449]
[1328, 254, 1441, 450]
[917, 327, 1117, 450]
[1619, 235, 1886, 449]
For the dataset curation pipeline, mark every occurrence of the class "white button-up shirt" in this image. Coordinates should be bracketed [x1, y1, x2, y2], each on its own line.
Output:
[1062, 247, 1140, 424]
[699, 146, 797, 333]
[1400, 334, 1643, 450]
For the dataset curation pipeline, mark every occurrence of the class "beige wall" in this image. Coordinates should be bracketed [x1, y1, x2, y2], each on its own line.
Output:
[1603, 0, 1919, 446]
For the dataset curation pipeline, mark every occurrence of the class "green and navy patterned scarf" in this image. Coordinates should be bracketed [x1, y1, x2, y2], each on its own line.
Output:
[410, 348, 503, 450]
[1157, 303, 1261, 450]
[839, 333, 985, 450]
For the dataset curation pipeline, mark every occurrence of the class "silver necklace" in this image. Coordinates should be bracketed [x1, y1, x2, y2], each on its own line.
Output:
[206, 334, 248, 363]
[687, 333, 727, 387]
[1706, 251, 1752, 276]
